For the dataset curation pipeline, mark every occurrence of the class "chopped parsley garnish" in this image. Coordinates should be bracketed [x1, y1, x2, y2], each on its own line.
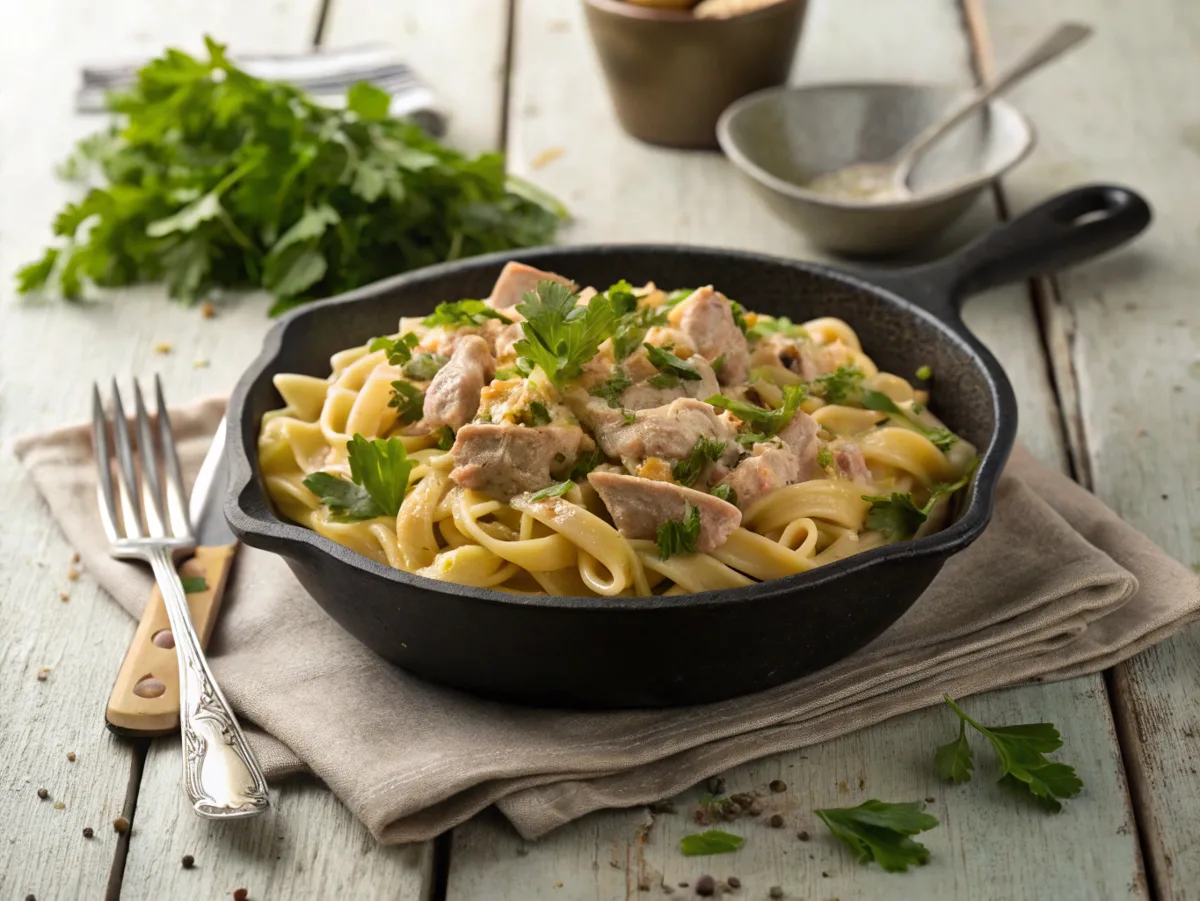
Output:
[817, 445, 834, 469]
[728, 299, 750, 336]
[527, 401, 551, 426]
[493, 367, 516, 380]
[514, 280, 615, 386]
[603, 279, 638, 315]
[181, 576, 208, 593]
[813, 364, 864, 405]
[370, 332, 418, 365]
[862, 466, 976, 541]
[590, 368, 632, 408]
[706, 383, 806, 438]
[423, 299, 511, 329]
[621, 409, 636, 425]
[672, 436, 726, 487]
[747, 315, 807, 341]
[680, 830, 745, 856]
[612, 306, 668, 360]
[712, 353, 726, 374]
[388, 380, 424, 424]
[937, 696, 1082, 812]
[402, 352, 448, 381]
[644, 342, 702, 388]
[528, 480, 574, 501]
[303, 434, 414, 520]
[570, 447, 606, 480]
[664, 288, 693, 306]
[656, 502, 702, 560]
[860, 388, 957, 452]
[735, 431, 768, 448]
[710, 483, 737, 505]
[916, 365, 933, 381]
[436, 425, 455, 451]
[815, 800, 939, 873]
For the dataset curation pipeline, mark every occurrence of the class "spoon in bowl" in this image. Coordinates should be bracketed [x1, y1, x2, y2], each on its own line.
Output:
[806, 22, 1093, 203]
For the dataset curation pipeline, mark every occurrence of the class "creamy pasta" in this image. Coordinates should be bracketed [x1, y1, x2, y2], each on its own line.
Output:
[258, 261, 977, 596]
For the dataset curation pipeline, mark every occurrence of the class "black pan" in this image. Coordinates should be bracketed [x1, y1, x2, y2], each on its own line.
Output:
[225, 184, 1150, 708]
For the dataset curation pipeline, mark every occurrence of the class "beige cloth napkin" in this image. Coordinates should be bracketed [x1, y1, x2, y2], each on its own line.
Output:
[13, 397, 1200, 844]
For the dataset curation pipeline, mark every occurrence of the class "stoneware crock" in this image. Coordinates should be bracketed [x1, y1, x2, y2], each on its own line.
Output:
[225, 184, 1150, 709]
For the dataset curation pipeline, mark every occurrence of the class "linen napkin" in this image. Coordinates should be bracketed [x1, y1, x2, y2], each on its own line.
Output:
[13, 398, 1200, 844]
[75, 44, 447, 137]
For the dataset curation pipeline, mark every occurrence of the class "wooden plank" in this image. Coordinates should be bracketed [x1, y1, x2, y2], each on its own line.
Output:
[445, 0, 1144, 898]
[976, 0, 1200, 896]
[321, 0, 512, 155]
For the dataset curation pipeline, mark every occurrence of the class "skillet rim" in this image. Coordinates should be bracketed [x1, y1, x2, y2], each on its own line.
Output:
[224, 243, 1016, 612]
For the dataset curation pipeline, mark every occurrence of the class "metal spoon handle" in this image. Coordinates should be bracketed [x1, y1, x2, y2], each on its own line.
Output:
[896, 22, 1093, 179]
[148, 547, 270, 819]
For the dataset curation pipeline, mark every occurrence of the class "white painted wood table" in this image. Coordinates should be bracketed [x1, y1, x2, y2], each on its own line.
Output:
[1, 0, 1195, 898]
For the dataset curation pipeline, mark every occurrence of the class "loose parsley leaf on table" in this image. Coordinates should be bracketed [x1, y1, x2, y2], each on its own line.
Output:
[680, 830, 745, 856]
[706, 384, 807, 438]
[388, 381, 425, 424]
[938, 696, 1083, 812]
[18, 39, 564, 313]
[672, 436, 726, 487]
[515, 281, 615, 386]
[814, 800, 939, 873]
[656, 502, 702, 560]
[423, 299, 511, 329]
[528, 480, 575, 501]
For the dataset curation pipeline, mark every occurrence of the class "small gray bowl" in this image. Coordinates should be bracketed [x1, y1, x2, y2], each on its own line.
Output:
[717, 82, 1036, 255]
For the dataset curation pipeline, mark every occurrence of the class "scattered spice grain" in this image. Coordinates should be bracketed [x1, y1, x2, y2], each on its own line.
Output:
[67, 752, 76, 762]
[37, 788, 48, 800]
[769, 814, 784, 828]
[82, 827, 94, 839]
[182, 855, 195, 869]
[113, 816, 130, 834]
[695, 875, 716, 896]
[727, 875, 741, 888]
[769, 888, 784, 899]
[769, 780, 787, 793]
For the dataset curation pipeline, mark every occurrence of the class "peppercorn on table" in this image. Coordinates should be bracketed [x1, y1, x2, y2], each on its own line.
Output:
[1, 0, 1196, 898]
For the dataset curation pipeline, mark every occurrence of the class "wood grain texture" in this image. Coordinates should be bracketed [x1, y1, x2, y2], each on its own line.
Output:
[445, 0, 1143, 897]
[119, 747, 433, 901]
[978, 0, 1200, 896]
[0, 2, 320, 899]
[322, 0, 512, 155]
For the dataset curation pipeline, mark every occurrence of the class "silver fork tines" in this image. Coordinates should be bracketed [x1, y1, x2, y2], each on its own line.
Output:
[92, 378, 269, 820]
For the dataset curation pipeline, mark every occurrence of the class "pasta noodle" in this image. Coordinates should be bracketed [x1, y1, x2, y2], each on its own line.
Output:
[258, 262, 977, 597]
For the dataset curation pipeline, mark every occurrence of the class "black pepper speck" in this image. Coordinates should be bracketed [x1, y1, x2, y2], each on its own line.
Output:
[82, 827, 94, 839]
[769, 814, 784, 828]
[182, 855, 195, 869]
[769, 887, 784, 900]
[36, 788, 48, 800]
[769, 779, 787, 793]
[695, 874, 716, 896]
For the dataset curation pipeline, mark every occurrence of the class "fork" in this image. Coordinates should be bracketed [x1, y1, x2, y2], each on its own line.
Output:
[92, 376, 269, 820]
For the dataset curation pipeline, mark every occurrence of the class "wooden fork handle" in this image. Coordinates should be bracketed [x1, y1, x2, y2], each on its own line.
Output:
[105, 545, 236, 737]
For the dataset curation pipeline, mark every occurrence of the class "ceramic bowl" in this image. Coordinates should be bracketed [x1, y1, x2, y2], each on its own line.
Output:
[717, 82, 1036, 255]
[583, 0, 809, 149]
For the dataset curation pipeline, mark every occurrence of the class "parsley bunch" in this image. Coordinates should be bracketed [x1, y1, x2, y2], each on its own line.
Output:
[17, 38, 564, 314]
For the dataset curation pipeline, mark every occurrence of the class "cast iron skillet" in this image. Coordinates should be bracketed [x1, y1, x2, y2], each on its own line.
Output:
[225, 184, 1150, 709]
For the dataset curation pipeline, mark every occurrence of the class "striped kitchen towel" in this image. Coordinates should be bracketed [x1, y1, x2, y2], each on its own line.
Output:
[76, 43, 446, 136]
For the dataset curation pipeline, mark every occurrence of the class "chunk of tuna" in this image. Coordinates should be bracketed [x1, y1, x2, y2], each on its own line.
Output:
[834, 445, 871, 483]
[582, 397, 738, 468]
[451, 422, 582, 499]
[668, 286, 750, 384]
[588, 471, 741, 553]
[486, 261, 575, 310]
[422, 336, 494, 430]
[717, 410, 821, 511]
[620, 352, 721, 411]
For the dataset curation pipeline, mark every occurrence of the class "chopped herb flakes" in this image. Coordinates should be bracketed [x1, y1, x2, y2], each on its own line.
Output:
[656, 502, 702, 560]
[529, 480, 574, 501]
[423, 299, 511, 329]
[673, 436, 726, 487]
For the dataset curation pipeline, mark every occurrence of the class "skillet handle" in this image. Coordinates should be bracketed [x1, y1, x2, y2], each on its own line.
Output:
[859, 184, 1152, 319]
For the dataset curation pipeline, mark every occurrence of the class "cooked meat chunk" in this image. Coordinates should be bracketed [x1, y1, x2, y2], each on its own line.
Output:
[572, 397, 738, 469]
[668, 286, 750, 385]
[750, 333, 857, 382]
[422, 336, 494, 429]
[588, 471, 741, 553]
[620, 352, 720, 411]
[718, 411, 821, 511]
[834, 444, 871, 483]
[451, 423, 582, 498]
[487, 261, 575, 310]
[493, 320, 524, 360]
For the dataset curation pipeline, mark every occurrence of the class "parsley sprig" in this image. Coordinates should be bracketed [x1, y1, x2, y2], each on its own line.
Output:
[388, 381, 425, 424]
[815, 800, 939, 873]
[644, 343, 702, 389]
[302, 434, 414, 520]
[514, 281, 615, 387]
[936, 697, 1083, 812]
[656, 502, 702, 560]
[18, 38, 563, 313]
[423, 299, 511, 329]
[862, 465, 976, 541]
[672, 436, 726, 487]
[860, 388, 957, 452]
[706, 384, 806, 438]
[813, 364, 864, 405]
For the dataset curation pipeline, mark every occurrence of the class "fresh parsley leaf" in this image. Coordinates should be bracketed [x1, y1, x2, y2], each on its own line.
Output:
[590, 368, 632, 408]
[862, 492, 928, 541]
[403, 352, 449, 381]
[814, 365, 864, 405]
[747, 314, 807, 341]
[817, 445, 834, 469]
[515, 280, 615, 386]
[672, 436, 726, 487]
[656, 502, 701, 560]
[622, 409, 636, 425]
[371, 332, 419, 365]
[388, 381, 425, 424]
[527, 401, 551, 426]
[20, 39, 564, 309]
[710, 483, 737, 505]
[570, 447, 606, 480]
[934, 719, 975, 784]
[728, 300, 750, 336]
[180, 576, 208, 593]
[860, 389, 958, 452]
[528, 480, 574, 501]
[941, 697, 1082, 812]
[712, 353, 726, 374]
[644, 343, 702, 385]
[423, 299, 511, 329]
[815, 800, 939, 873]
[493, 367, 516, 380]
[916, 365, 933, 381]
[604, 279, 638, 315]
[664, 288, 693, 306]
[612, 306, 668, 360]
[346, 433, 414, 517]
[706, 384, 806, 438]
[302, 471, 383, 521]
[680, 830, 745, 857]
[736, 431, 768, 448]
[436, 425, 455, 451]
